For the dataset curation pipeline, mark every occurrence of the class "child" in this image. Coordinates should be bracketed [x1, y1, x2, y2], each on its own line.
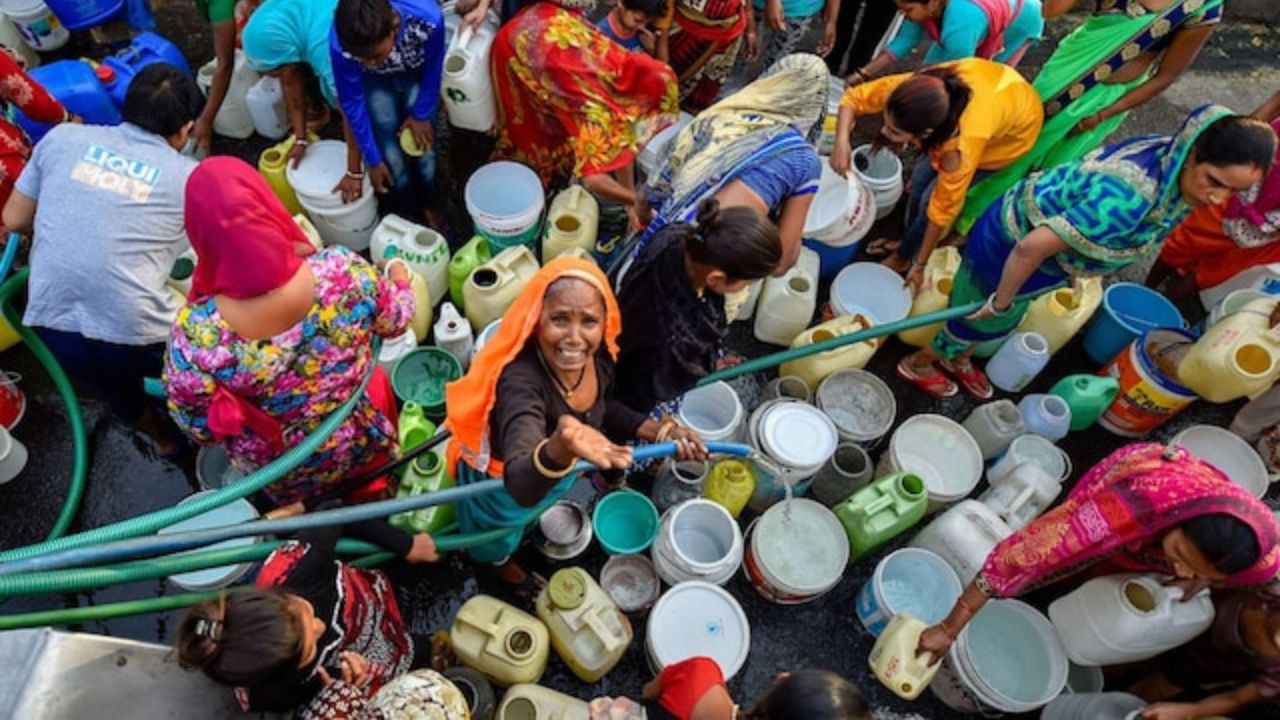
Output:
[330, 0, 445, 218]
[176, 522, 438, 714]
[1138, 590, 1280, 719]
[597, 0, 668, 59]
[641, 657, 870, 719]
[752, 0, 840, 71]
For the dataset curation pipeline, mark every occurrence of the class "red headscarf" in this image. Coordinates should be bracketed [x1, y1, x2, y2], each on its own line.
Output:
[185, 156, 315, 301]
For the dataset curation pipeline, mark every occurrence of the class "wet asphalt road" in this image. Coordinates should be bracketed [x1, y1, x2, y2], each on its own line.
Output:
[1, 4, 1279, 719]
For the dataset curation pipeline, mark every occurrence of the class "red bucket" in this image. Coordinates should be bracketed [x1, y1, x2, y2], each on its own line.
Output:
[0, 372, 26, 429]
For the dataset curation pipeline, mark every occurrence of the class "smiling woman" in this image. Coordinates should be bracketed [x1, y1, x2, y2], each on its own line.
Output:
[444, 257, 708, 585]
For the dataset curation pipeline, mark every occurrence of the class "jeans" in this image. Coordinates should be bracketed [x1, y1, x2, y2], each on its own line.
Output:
[36, 327, 165, 423]
[899, 160, 994, 261]
[365, 72, 438, 212]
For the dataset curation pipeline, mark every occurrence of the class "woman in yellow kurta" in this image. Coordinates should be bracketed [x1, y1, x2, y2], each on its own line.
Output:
[830, 58, 1041, 287]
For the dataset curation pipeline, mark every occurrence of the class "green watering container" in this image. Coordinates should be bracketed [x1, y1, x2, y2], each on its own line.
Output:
[835, 472, 928, 562]
[390, 402, 455, 534]
[449, 235, 491, 310]
[1049, 374, 1120, 431]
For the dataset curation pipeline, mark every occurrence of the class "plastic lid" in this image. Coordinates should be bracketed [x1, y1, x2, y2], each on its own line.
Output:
[94, 64, 116, 83]
[759, 403, 837, 469]
[647, 581, 750, 680]
[547, 568, 588, 610]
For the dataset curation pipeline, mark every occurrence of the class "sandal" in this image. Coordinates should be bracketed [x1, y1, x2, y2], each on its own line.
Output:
[939, 358, 995, 400]
[863, 237, 900, 259]
[896, 357, 959, 399]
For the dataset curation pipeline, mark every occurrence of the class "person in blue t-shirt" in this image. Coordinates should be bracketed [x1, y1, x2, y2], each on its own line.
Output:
[330, 0, 445, 218]
[597, 0, 669, 58]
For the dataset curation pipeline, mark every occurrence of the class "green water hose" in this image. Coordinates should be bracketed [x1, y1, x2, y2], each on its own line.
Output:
[0, 336, 381, 564]
[697, 284, 1066, 386]
[0, 268, 89, 541]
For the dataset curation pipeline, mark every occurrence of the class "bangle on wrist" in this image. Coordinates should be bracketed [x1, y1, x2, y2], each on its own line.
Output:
[655, 420, 678, 443]
[911, 256, 927, 268]
[854, 68, 869, 81]
[532, 438, 575, 478]
[345, 170, 365, 180]
[986, 293, 1011, 316]
[293, 137, 309, 147]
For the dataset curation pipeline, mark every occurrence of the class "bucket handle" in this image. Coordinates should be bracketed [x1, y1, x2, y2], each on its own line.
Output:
[1056, 447, 1073, 482]
[581, 607, 627, 652]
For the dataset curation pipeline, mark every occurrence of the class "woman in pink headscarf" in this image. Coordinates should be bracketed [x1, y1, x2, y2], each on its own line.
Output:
[163, 156, 415, 509]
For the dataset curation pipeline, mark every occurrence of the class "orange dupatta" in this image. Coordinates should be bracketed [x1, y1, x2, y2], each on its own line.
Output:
[444, 257, 622, 478]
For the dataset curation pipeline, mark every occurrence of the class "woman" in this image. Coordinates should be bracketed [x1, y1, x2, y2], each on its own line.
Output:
[1148, 94, 1280, 308]
[848, 0, 1043, 84]
[897, 106, 1273, 399]
[444, 257, 706, 584]
[616, 199, 782, 415]
[918, 443, 1280, 662]
[956, 0, 1224, 235]
[193, 0, 262, 155]
[242, 0, 340, 168]
[164, 157, 416, 508]
[0, 48, 73, 215]
[642, 660, 869, 719]
[490, 0, 679, 224]
[177, 522, 438, 715]
[663, 0, 756, 113]
[301, 668, 469, 719]
[830, 59, 1041, 280]
[642, 53, 829, 273]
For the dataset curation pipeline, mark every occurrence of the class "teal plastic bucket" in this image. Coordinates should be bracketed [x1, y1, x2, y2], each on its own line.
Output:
[1082, 283, 1183, 365]
[392, 347, 463, 421]
[593, 490, 660, 554]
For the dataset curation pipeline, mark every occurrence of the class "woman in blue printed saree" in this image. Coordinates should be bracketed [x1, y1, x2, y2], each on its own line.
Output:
[955, 0, 1225, 235]
[443, 257, 705, 583]
[897, 105, 1276, 399]
[640, 53, 829, 274]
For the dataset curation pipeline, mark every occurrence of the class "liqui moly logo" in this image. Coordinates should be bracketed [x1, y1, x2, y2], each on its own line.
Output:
[70, 145, 162, 202]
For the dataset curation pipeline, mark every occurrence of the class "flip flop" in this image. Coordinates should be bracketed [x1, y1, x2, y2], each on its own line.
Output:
[896, 357, 959, 399]
[863, 237, 900, 259]
[939, 359, 995, 400]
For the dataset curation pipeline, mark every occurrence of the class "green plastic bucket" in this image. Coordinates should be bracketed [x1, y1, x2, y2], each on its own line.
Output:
[593, 490, 660, 554]
[392, 347, 463, 421]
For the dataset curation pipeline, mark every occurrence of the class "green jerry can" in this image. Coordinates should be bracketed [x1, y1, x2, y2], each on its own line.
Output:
[1049, 374, 1120, 431]
[835, 472, 928, 562]
[449, 235, 492, 310]
[389, 402, 456, 534]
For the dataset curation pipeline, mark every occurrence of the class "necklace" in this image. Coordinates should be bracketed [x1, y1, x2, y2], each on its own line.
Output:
[536, 348, 587, 399]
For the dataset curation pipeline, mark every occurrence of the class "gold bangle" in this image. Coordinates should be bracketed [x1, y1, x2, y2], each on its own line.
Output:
[655, 420, 678, 443]
[532, 439, 575, 478]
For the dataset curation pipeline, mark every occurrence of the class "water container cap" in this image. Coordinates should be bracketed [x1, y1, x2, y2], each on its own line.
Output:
[548, 568, 587, 610]
[94, 64, 116, 83]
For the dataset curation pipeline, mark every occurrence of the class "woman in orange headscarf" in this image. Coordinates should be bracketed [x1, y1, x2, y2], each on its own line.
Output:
[445, 257, 706, 582]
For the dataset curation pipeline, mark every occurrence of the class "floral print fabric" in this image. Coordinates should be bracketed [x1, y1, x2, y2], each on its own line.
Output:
[490, 3, 679, 185]
[164, 246, 413, 506]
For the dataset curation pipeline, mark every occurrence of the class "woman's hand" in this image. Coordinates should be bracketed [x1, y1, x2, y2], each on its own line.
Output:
[1141, 702, 1202, 720]
[458, 0, 490, 30]
[385, 258, 412, 285]
[287, 138, 309, 169]
[333, 172, 365, 203]
[1071, 112, 1105, 136]
[817, 20, 837, 56]
[668, 425, 709, 462]
[335, 651, 372, 687]
[916, 625, 954, 666]
[764, 0, 785, 30]
[1162, 575, 1214, 601]
[193, 116, 215, 157]
[407, 533, 439, 563]
[744, 29, 760, 62]
[904, 262, 925, 293]
[401, 116, 434, 154]
[627, 195, 652, 232]
[830, 138, 852, 177]
[554, 415, 633, 470]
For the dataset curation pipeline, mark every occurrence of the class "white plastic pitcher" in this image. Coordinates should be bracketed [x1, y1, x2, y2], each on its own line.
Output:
[370, 213, 451, 305]
[1, 0, 67, 51]
[986, 331, 1050, 392]
[285, 140, 378, 251]
[978, 461, 1060, 531]
[677, 381, 744, 443]
[246, 75, 289, 140]
[1017, 393, 1072, 441]
[909, 499, 1012, 583]
[989, 434, 1072, 485]
[441, 25, 496, 132]
[0, 424, 28, 484]
[754, 249, 819, 346]
[378, 329, 419, 375]
[434, 302, 473, 370]
[851, 144, 903, 220]
[962, 399, 1026, 460]
[196, 51, 258, 139]
[1048, 573, 1215, 666]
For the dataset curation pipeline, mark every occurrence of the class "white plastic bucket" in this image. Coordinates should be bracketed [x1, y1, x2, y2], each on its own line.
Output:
[989, 433, 1071, 485]
[286, 140, 378, 251]
[815, 369, 896, 447]
[158, 491, 261, 591]
[646, 581, 750, 680]
[851, 144, 903, 220]
[877, 414, 983, 510]
[0, 424, 28, 484]
[930, 599, 1068, 714]
[829, 262, 913, 324]
[2, 0, 67, 51]
[246, 75, 289, 140]
[856, 547, 961, 636]
[464, 161, 545, 248]
[651, 499, 743, 587]
[678, 381, 744, 443]
[909, 499, 1012, 583]
[802, 162, 875, 247]
[743, 498, 848, 604]
[1172, 424, 1269, 497]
